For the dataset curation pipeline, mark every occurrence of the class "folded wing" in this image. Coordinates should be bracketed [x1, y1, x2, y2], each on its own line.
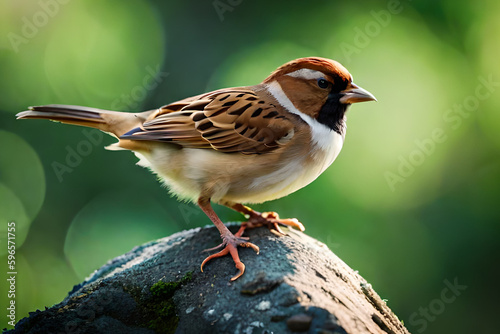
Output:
[121, 89, 295, 154]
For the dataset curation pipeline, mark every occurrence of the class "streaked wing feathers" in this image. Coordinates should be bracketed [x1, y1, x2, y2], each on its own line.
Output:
[121, 90, 295, 154]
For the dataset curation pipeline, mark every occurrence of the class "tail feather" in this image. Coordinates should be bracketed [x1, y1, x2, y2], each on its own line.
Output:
[16, 104, 152, 138]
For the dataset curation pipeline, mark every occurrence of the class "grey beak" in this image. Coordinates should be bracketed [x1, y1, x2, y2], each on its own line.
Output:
[339, 84, 377, 104]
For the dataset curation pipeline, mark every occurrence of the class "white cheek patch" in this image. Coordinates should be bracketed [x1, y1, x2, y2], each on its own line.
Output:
[265, 80, 339, 152]
[286, 68, 326, 81]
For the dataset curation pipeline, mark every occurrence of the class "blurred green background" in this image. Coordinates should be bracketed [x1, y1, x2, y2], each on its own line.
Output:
[1, 0, 499, 332]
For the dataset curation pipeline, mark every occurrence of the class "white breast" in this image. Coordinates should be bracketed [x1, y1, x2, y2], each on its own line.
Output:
[240, 128, 343, 203]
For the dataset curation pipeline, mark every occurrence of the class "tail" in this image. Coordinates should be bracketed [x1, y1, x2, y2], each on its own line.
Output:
[16, 104, 153, 138]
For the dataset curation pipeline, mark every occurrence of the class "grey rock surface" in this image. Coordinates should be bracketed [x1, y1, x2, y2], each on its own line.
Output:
[6, 224, 410, 334]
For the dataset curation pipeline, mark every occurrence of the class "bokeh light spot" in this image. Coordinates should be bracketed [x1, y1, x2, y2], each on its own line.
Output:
[0, 130, 45, 252]
[0, 184, 30, 256]
[64, 190, 178, 279]
[323, 17, 472, 210]
[206, 41, 316, 90]
[0, 0, 166, 112]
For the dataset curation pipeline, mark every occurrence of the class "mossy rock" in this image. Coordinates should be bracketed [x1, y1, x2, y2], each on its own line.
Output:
[5, 225, 409, 334]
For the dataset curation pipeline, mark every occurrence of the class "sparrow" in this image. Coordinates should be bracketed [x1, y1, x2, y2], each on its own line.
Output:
[16, 57, 376, 281]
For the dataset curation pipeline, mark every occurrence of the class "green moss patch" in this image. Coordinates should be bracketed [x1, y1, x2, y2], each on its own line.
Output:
[140, 272, 193, 334]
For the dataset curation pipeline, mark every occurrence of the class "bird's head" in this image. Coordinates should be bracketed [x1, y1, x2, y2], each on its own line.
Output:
[263, 57, 376, 134]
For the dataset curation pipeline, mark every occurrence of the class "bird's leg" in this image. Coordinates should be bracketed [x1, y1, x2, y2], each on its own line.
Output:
[198, 198, 259, 281]
[226, 202, 305, 236]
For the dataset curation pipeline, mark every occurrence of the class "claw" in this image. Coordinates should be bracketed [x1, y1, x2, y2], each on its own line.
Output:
[231, 262, 245, 281]
[200, 202, 305, 281]
[279, 218, 305, 232]
[243, 242, 260, 254]
[201, 247, 229, 272]
[198, 199, 260, 281]
[270, 227, 285, 237]
[201, 232, 259, 281]
[247, 211, 305, 234]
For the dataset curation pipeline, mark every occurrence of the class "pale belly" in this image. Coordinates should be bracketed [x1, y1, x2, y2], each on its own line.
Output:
[133, 130, 344, 204]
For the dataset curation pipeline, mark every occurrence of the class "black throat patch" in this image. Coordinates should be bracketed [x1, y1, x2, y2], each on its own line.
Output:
[317, 93, 349, 135]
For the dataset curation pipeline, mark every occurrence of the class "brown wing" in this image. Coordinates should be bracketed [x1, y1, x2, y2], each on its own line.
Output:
[120, 89, 296, 154]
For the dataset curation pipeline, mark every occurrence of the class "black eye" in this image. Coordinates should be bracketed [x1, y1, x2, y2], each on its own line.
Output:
[317, 79, 329, 89]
